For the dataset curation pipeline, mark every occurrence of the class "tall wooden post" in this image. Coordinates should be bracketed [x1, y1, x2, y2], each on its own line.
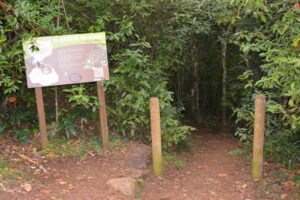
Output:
[252, 95, 266, 181]
[96, 81, 109, 150]
[150, 97, 163, 176]
[35, 87, 48, 149]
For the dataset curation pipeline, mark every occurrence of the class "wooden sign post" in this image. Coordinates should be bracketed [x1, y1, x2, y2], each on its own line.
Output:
[252, 95, 266, 181]
[35, 87, 48, 149]
[23, 33, 110, 150]
[150, 97, 163, 176]
[97, 81, 109, 150]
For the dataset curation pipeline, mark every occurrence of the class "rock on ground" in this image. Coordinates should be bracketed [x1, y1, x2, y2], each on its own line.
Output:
[125, 168, 149, 178]
[124, 144, 151, 170]
[106, 177, 137, 197]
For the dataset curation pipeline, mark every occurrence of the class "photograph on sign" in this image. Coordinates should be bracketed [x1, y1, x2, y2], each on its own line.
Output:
[23, 32, 109, 88]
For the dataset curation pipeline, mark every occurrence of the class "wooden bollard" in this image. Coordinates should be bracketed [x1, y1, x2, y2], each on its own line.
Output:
[252, 95, 266, 181]
[150, 97, 163, 176]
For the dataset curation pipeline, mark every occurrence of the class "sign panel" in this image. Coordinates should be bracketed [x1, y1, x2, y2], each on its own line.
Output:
[23, 32, 109, 88]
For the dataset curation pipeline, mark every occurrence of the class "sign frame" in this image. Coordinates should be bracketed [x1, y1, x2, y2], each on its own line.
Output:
[23, 32, 110, 150]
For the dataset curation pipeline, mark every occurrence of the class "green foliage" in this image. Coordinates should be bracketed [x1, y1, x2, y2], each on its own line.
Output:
[40, 138, 77, 157]
[0, 157, 25, 183]
[229, 0, 300, 166]
[40, 137, 101, 158]
[0, 0, 193, 150]
[56, 118, 77, 138]
[292, 174, 300, 186]
[63, 85, 99, 112]
[12, 128, 31, 144]
[227, 148, 243, 156]
[163, 151, 187, 169]
[264, 132, 300, 167]
[0, 0, 299, 161]
[136, 178, 145, 187]
[0, 158, 9, 170]
[0, 125, 7, 134]
[175, 160, 187, 169]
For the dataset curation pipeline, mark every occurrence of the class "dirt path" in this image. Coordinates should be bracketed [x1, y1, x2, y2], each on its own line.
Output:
[141, 130, 259, 200]
[0, 129, 266, 200]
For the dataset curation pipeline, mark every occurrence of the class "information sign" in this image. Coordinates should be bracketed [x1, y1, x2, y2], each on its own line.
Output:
[23, 32, 109, 88]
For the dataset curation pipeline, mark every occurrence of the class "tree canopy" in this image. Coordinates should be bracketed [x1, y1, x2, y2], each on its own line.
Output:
[0, 0, 299, 165]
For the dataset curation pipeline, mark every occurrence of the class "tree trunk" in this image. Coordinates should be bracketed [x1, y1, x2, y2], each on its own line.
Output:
[176, 69, 182, 106]
[221, 41, 227, 130]
[191, 43, 200, 117]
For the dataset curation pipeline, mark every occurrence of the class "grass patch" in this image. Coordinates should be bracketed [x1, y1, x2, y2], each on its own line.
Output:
[227, 148, 243, 156]
[163, 152, 187, 169]
[0, 157, 28, 184]
[39, 134, 124, 159]
[227, 141, 252, 161]
[136, 178, 145, 186]
[175, 160, 187, 169]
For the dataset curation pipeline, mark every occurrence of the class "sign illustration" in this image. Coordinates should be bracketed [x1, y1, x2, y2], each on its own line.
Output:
[23, 32, 109, 88]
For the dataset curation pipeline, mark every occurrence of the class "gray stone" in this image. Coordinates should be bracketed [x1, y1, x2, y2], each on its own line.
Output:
[125, 168, 149, 178]
[106, 177, 137, 197]
[124, 144, 151, 169]
[34, 151, 42, 158]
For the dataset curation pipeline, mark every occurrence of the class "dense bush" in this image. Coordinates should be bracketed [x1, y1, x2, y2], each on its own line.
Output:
[0, 0, 299, 162]
[0, 0, 194, 150]
[229, 0, 300, 166]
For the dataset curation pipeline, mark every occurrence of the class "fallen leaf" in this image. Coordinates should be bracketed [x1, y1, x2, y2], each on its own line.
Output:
[158, 176, 163, 180]
[8, 97, 17, 103]
[68, 184, 74, 189]
[19, 154, 36, 164]
[87, 151, 95, 157]
[209, 190, 216, 196]
[197, 166, 205, 169]
[59, 181, 67, 185]
[217, 173, 228, 177]
[32, 148, 37, 154]
[56, 179, 67, 185]
[41, 189, 52, 194]
[280, 193, 288, 199]
[47, 152, 55, 158]
[240, 184, 248, 189]
[282, 180, 295, 186]
[34, 169, 41, 175]
[22, 183, 32, 192]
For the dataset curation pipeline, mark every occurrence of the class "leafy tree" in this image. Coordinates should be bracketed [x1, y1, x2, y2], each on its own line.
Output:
[0, 0, 299, 163]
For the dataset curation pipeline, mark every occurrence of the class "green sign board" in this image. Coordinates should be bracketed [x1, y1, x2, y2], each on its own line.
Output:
[23, 32, 109, 88]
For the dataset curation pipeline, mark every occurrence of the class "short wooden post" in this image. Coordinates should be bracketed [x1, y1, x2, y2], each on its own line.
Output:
[35, 87, 48, 149]
[96, 81, 109, 150]
[252, 95, 266, 181]
[150, 97, 163, 176]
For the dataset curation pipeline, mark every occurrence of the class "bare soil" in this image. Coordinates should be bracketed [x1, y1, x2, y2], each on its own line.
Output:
[0, 128, 298, 200]
[141, 131, 259, 200]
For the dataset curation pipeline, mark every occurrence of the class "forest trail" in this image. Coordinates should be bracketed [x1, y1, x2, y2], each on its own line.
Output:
[0, 128, 269, 200]
[141, 128, 260, 200]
